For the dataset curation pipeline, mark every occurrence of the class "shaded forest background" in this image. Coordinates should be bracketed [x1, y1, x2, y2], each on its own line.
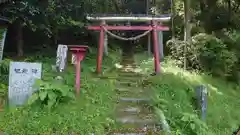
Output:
[0, 0, 240, 83]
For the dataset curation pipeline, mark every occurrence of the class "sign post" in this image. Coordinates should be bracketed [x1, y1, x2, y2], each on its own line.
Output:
[68, 45, 88, 96]
[8, 62, 42, 106]
[56, 44, 68, 72]
[196, 85, 208, 121]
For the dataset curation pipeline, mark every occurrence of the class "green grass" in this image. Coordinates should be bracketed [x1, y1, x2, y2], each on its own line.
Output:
[135, 54, 240, 135]
[0, 49, 120, 134]
[1, 50, 240, 135]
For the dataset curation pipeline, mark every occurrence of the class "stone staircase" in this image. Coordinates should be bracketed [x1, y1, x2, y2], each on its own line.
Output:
[110, 71, 162, 135]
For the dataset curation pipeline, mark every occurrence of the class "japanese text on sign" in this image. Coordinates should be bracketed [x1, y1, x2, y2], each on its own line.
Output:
[8, 62, 42, 106]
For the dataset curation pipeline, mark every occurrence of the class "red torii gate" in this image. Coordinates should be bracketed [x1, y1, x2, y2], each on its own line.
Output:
[86, 14, 171, 74]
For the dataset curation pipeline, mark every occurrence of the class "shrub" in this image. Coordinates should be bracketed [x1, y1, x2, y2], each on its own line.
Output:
[28, 79, 76, 109]
[0, 59, 11, 85]
[220, 30, 240, 83]
[167, 33, 238, 78]
[0, 83, 7, 110]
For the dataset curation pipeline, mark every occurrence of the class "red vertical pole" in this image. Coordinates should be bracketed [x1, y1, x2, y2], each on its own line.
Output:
[152, 20, 161, 73]
[96, 21, 105, 74]
[75, 53, 81, 96]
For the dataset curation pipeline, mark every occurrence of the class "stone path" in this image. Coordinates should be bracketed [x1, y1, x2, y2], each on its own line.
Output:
[109, 70, 162, 135]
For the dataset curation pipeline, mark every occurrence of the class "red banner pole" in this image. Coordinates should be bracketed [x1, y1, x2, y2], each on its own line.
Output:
[96, 21, 105, 74]
[152, 20, 161, 73]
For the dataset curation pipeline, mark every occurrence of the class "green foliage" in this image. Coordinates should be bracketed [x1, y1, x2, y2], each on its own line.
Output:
[28, 79, 75, 109]
[0, 59, 11, 85]
[0, 53, 118, 134]
[167, 33, 238, 78]
[192, 33, 237, 77]
[0, 83, 7, 99]
[218, 30, 240, 82]
[0, 59, 10, 105]
[0, 58, 10, 74]
[149, 75, 210, 135]
[145, 62, 240, 135]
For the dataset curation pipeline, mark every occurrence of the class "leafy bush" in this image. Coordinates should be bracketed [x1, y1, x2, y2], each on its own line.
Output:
[148, 74, 213, 135]
[0, 84, 7, 98]
[0, 56, 117, 134]
[0, 59, 11, 85]
[167, 33, 238, 78]
[219, 30, 240, 83]
[28, 79, 75, 109]
[0, 83, 7, 110]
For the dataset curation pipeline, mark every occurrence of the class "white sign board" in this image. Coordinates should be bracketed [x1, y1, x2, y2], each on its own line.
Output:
[8, 62, 42, 106]
[56, 44, 68, 72]
[0, 29, 7, 62]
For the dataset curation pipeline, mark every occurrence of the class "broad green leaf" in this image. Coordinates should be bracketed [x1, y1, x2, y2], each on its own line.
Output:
[181, 115, 188, 122]
[190, 123, 196, 130]
[67, 92, 76, 99]
[48, 91, 57, 100]
[59, 87, 68, 96]
[39, 91, 47, 101]
[47, 98, 56, 109]
[28, 93, 39, 105]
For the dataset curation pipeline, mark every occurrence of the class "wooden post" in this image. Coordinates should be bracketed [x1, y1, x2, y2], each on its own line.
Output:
[158, 30, 164, 60]
[103, 21, 108, 56]
[96, 21, 105, 74]
[152, 20, 160, 73]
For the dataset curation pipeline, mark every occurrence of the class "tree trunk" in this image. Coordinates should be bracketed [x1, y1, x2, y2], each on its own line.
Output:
[171, 0, 175, 39]
[184, 0, 191, 42]
[15, 19, 24, 57]
[52, 27, 58, 45]
[183, 0, 191, 70]
[227, 0, 231, 25]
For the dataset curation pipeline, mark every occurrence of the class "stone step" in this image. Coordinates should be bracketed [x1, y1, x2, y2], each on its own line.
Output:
[116, 114, 156, 125]
[119, 106, 141, 113]
[116, 81, 137, 84]
[117, 95, 149, 101]
[118, 67, 143, 74]
[107, 126, 162, 135]
[118, 72, 143, 77]
[112, 133, 145, 135]
[116, 100, 153, 112]
[115, 87, 138, 92]
[115, 86, 152, 94]
[117, 80, 140, 87]
[97, 76, 118, 79]
[116, 78, 140, 83]
[116, 110, 155, 118]
[114, 124, 159, 133]
[117, 74, 142, 78]
[116, 89, 151, 98]
[119, 98, 150, 103]
[116, 105, 153, 115]
[111, 131, 161, 135]
[116, 89, 145, 95]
